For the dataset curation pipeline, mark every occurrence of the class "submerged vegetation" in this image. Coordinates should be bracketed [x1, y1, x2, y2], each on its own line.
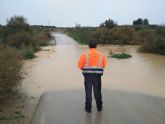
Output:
[67, 18, 165, 55]
[111, 53, 132, 59]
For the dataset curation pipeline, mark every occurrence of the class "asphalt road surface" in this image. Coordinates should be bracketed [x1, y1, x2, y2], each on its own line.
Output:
[31, 90, 165, 124]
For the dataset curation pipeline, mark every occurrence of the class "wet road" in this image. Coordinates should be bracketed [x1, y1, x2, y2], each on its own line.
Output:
[31, 90, 165, 124]
[19, 33, 165, 124]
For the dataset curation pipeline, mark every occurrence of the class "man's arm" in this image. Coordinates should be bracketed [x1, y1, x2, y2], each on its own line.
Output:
[78, 54, 86, 70]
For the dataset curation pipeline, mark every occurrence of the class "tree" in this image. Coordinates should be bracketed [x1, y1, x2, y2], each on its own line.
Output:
[133, 18, 143, 25]
[6, 15, 30, 36]
[133, 18, 149, 25]
[100, 18, 117, 29]
[75, 24, 81, 28]
[143, 19, 149, 25]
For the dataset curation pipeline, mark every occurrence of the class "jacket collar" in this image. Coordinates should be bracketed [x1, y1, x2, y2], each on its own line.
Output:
[89, 48, 96, 51]
[89, 48, 97, 53]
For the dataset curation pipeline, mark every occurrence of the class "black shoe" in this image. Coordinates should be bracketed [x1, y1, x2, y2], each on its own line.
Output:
[85, 104, 91, 113]
[85, 108, 91, 113]
[85, 106, 91, 113]
[97, 106, 102, 112]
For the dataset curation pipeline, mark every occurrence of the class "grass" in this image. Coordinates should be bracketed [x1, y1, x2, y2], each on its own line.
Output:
[23, 47, 35, 59]
[0, 110, 25, 121]
[111, 53, 132, 59]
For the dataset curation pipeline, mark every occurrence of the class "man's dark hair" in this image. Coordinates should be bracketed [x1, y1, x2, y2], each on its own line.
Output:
[89, 40, 97, 48]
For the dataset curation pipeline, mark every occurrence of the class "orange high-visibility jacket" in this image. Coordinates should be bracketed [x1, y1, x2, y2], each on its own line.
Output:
[78, 48, 107, 70]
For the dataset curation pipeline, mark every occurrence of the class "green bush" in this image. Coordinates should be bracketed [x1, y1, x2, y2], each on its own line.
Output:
[24, 48, 35, 59]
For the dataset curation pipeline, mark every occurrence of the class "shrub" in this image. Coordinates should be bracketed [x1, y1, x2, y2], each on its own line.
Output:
[0, 46, 23, 95]
[92, 27, 111, 44]
[139, 29, 165, 55]
[0, 26, 8, 42]
[67, 26, 137, 45]
[67, 27, 95, 44]
[32, 30, 51, 46]
[6, 15, 30, 36]
[111, 26, 135, 45]
[23, 47, 35, 59]
[44, 30, 52, 39]
[38, 40, 49, 46]
[7, 32, 33, 48]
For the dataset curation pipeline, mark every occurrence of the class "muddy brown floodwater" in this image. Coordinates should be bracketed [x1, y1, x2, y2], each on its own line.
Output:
[19, 32, 165, 98]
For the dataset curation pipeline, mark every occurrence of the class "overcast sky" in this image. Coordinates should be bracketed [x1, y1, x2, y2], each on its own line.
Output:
[1, 0, 165, 27]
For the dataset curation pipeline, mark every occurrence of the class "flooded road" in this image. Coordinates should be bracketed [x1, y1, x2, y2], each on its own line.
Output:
[20, 32, 165, 98]
[19, 33, 165, 124]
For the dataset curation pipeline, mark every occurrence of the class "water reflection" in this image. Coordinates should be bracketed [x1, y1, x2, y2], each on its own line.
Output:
[85, 113, 92, 124]
[95, 112, 103, 124]
[85, 112, 103, 124]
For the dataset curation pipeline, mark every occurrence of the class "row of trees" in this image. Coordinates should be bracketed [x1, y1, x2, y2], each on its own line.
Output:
[99, 18, 149, 29]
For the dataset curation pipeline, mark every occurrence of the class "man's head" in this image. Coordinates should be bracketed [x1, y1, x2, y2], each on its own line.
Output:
[89, 40, 97, 48]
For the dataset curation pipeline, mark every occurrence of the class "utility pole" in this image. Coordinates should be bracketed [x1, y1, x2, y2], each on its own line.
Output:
[48, 21, 50, 31]
[48, 21, 50, 26]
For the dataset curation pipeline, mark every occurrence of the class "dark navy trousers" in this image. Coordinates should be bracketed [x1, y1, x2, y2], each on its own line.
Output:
[84, 75, 103, 109]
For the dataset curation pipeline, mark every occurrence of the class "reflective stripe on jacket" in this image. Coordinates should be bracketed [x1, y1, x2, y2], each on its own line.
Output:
[78, 48, 107, 75]
[82, 53, 103, 75]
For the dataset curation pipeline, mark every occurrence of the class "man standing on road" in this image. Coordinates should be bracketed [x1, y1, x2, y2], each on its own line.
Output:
[78, 40, 107, 113]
